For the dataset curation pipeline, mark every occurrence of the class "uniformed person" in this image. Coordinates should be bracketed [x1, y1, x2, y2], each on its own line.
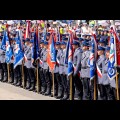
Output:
[98, 39, 106, 47]
[43, 41, 52, 96]
[59, 41, 69, 100]
[54, 42, 63, 99]
[103, 29, 109, 45]
[80, 40, 91, 100]
[105, 46, 120, 100]
[54, 41, 63, 98]
[0, 37, 8, 82]
[101, 46, 114, 100]
[96, 46, 106, 100]
[72, 40, 83, 100]
[39, 40, 46, 94]
[24, 39, 36, 91]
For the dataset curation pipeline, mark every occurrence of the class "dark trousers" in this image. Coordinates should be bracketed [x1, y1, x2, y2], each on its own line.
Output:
[54, 73, 58, 96]
[57, 74, 64, 96]
[43, 69, 52, 93]
[1, 63, 8, 81]
[60, 74, 68, 97]
[14, 65, 22, 83]
[110, 87, 120, 100]
[82, 77, 91, 99]
[24, 66, 28, 86]
[103, 85, 113, 100]
[10, 63, 14, 82]
[73, 74, 83, 99]
[90, 79, 98, 100]
[98, 84, 112, 100]
[39, 67, 46, 91]
[27, 68, 36, 83]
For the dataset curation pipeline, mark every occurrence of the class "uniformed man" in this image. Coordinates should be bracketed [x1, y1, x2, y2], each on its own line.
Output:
[96, 46, 106, 100]
[80, 40, 91, 100]
[24, 39, 36, 91]
[39, 40, 46, 94]
[59, 41, 69, 100]
[103, 29, 109, 45]
[98, 38, 106, 47]
[0, 37, 8, 82]
[105, 46, 120, 100]
[54, 41, 63, 98]
[100, 46, 114, 100]
[43, 41, 52, 96]
[72, 40, 83, 100]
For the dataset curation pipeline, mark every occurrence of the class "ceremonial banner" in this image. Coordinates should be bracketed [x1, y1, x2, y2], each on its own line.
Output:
[14, 32, 24, 69]
[32, 27, 39, 63]
[5, 31, 13, 63]
[47, 34, 56, 71]
[108, 34, 117, 80]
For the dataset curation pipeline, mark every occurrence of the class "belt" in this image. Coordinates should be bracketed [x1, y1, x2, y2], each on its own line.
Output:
[59, 64, 64, 66]
[104, 70, 107, 73]
[1, 54, 5, 55]
[74, 64, 76, 66]
[27, 59, 31, 60]
[81, 67, 89, 69]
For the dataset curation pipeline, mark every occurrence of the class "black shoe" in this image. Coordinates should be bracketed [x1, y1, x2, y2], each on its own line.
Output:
[29, 83, 35, 91]
[56, 95, 63, 99]
[2, 79, 8, 83]
[60, 95, 69, 100]
[40, 87, 46, 94]
[44, 90, 51, 96]
[16, 81, 22, 86]
[77, 97, 83, 100]
[8, 79, 14, 84]
[13, 79, 18, 85]
[26, 83, 31, 89]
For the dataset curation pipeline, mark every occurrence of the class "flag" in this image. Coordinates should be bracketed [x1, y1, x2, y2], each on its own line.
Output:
[24, 20, 31, 39]
[65, 34, 73, 76]
[32, 27, 40, 63]
[107, 34, 117, 80]
[5, 31, 13, 63]
[1, 31, 6, 51]
[47, 34, 56, 71]
[111, 26, 120, 67]
[14, 31, 24, 69]
[18, 28, 23, 50]
[50, 35, 56, 62]
[43, 27, 46, 41]
[96, 64, 102, 78]
[89, 38, 96, 80]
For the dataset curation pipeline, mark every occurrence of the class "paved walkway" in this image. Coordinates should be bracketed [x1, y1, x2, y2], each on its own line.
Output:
[0, 82, 57, 100]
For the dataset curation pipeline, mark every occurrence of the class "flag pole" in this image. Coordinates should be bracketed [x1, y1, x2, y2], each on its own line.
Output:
[7, 64, 10, 82]
[116, 72, 119, 100]
[52, 72, 54, 97]
[69, 74, 73, 100]
[22, 60, 25, 89]
[36, 59, 39, 93]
